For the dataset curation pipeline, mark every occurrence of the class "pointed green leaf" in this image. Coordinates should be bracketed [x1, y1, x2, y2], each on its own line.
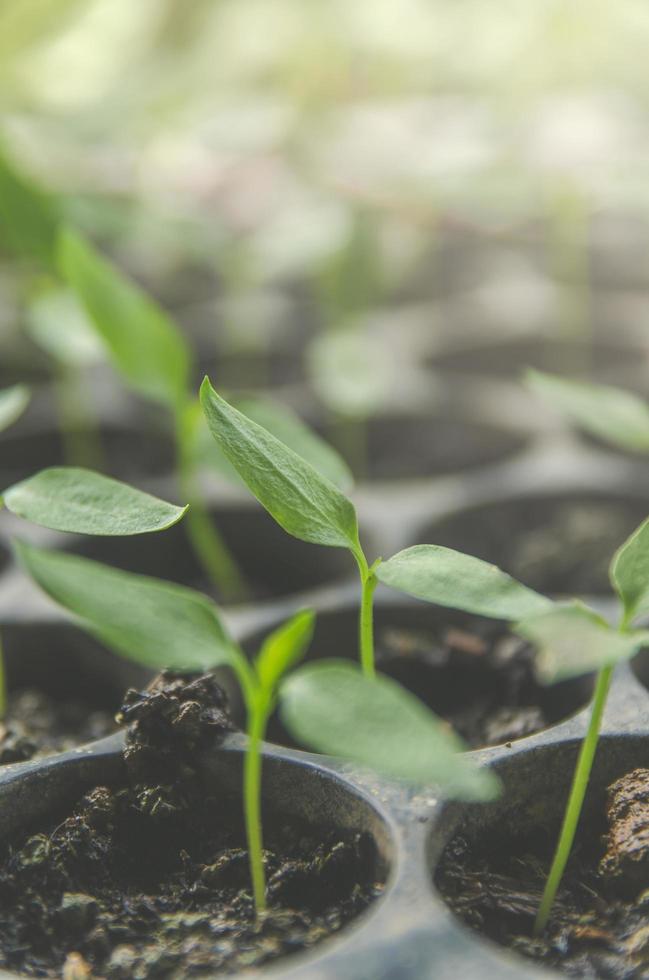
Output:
[0, 149, 58, 267]
[279, 661, 499, 801]
[26, 288, 106, 367]
[0, 385, 30, 433]
[235, 397, 354, 492]
[4, 468, 188, 535]
[200, 379, 362, 556]
[197, 397, 354, 492]
[255, 609, 315, 692]
[58, 227, 191, 408]
[376, 545, 552, 619]
[526, 370, 649, 453]
[15, 542, 235, 672]
[516, 601, 649, 683]
[609, 516, 649, 624]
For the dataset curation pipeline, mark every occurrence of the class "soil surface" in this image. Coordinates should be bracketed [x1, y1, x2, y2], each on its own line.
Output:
[0, 689, 116, 765]
[437, 768, 649, 978]
[0, 672, 382, 978]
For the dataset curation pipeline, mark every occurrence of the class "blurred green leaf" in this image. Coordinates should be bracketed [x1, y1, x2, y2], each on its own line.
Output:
[255, 609, 315, 692]
[526, 370, 649, 453]
[377, 545, 552, 619]
[280, 660, 499, 800]
[59, 227, 191, 409]
[610, 516, 649, 624]
[0, 385, 30, 433]
[16, 541, 235, 672]
[26, 287, 106, 367]
[0, 148, 58, 267]
[516, 601, 649, 682]
[4, 467, 187, 535]
[200, 379, 362, 557]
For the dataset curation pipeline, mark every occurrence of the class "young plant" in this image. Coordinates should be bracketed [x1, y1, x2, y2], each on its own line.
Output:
[0, 465, 187, 718]
[515, 518, 649, 935]
[526, 368, 649, 454]
[199, 381, 649, 928]
[200, 379, 553, 679]
[14, 539, 497, 914]
[0, 147, 352, 599]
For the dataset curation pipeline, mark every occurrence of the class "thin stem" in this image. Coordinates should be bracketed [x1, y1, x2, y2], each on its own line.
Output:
[56, 366, 105, 471]
[359, 562, 378, 679]
[546, 179, 591, 372]
[534, 664, 613, 936]
[0, 632, 6, 720]
[244, 694, 269, 915]
[174, 402, 248, 601]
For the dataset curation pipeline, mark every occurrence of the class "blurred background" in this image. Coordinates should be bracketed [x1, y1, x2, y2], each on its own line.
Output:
[2, 0, 649, 482]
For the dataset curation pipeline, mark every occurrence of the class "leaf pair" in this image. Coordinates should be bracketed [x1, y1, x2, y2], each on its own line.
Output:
[200, 380, 649, 686]
[15, 540, 496, 801]
[200, 379, 553, 613]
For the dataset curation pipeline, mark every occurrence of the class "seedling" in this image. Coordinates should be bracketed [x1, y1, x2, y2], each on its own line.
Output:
[515, 517, 649, 934]
[526, 368, 649, 454]
[0, 147, 352, 600]
[198, 382, 649, 928]
[0, 464, 187, 717]
[200, 379, 553, 679]
[14, 539, 497, 914]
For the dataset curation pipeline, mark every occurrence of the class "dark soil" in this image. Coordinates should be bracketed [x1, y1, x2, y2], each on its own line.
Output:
[0, 673, 382, 978]
[437, 768, 649, 978]
[375, 623, 584, 748]
[0, 689, 116, 764]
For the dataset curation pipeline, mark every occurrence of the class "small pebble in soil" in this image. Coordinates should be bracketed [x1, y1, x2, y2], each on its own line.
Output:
[0, 671, 383, 978]
[438, 767, 649, 978]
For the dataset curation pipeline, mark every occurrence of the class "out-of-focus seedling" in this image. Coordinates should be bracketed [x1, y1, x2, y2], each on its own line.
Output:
[0, 147, 352, 600]
[526, 368, 649, 454]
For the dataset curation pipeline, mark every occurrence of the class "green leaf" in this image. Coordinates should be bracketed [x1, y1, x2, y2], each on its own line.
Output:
[0, 148, 58, 267]
[0, 385, 30, 433]
[58, 227, 191, 409]
[516, 601, 649, 683]
[197, 397, 354, 492]
[235, 397, 354, 492]
[609, 516, 649, 624]
[4, 468, 188, 535]
[376, 545, 552, 620]
[526, 370, 649, 453]
[26, 287, 106, 367]
[255, 609, 315, 692]
[15, 542, 235, 672]
[200, 379, 362, 557]
[279, 661, 499, 800]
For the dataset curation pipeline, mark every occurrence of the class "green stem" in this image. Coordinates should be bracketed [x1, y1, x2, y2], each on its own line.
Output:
[546, 179, 591, 373]
[175, 402, 248, 601]
[0, 632, 6, 720]
[244, 695, 269, 915]
[56, 366, 105, 471]
[534, 663, 613, 936]
[359, 561, 378, 679]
